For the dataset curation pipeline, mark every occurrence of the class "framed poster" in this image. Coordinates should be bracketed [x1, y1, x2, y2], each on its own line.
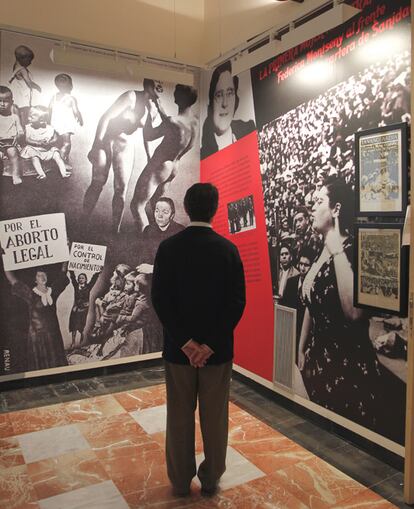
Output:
[354, 223, 408, 316]
[355, 123, 408, 216]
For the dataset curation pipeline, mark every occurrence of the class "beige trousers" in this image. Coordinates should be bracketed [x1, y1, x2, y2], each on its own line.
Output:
[164, 360, 232, 491]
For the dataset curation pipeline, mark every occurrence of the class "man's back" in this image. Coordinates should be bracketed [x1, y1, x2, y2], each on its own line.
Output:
[151, 183, 245, 497]
[152, 225, 245, 365]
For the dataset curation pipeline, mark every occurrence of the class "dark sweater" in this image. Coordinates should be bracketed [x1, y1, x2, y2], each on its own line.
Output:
[151, 226, 246, 365]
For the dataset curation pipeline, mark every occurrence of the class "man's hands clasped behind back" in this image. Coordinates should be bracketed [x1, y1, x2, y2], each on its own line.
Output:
[181, 340, 214, 368]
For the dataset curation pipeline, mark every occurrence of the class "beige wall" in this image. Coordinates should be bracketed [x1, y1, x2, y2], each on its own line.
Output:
[1, 0, 329, 67]
[202, 0, 327, 64]
[1, 0, 204, 65]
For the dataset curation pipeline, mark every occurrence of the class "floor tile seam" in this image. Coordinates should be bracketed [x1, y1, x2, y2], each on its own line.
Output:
[0, 380, 162, 413]
[227, 432, 314, 455]
[225, 449, 315, 482]
[23, 456, 149, 506]
[24, 445, 102, 467]
[273, 455, 369, 492]
[0, 430, 15, 441]
[323, 485, 396, 509]
[229, 399, 297, 430]
[189, 478, 308, 508]
[314, 451, 400, 491]
[7, 394, 128, 419]
[230, 394, 299, 417]
[77, 428, 160, 454]
[368, 472, 405, 502]
[229, 408, 361, 474]
[278, 434, 352, 460]
[25, 459, 111, 504]
[0, 463, 40, 505]
[9, 414, 120, 442]
[229, 400, 359, 477]
[2, 399, 162, 440]
[270, 466, 370, 509]
[27, 479, 127, 508]
[228, 416, 341, 463]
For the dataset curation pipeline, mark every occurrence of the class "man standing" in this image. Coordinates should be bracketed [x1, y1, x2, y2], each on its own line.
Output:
[291, 206, 322, 265]
[279, 247, 315, 362]
[277, 242, 298, 300]
[151, 183, 246, 497]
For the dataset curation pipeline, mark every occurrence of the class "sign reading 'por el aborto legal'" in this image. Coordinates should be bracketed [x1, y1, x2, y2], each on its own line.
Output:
[0, 213, 69, 271]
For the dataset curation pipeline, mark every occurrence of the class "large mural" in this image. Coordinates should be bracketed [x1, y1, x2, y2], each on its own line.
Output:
[0, 31, 200, 376]
[201, 0, 410, 446]
[0, 0, 410, 449]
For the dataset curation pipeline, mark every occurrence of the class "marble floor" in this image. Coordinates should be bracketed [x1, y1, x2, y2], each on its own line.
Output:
[0, 363, 408, 508]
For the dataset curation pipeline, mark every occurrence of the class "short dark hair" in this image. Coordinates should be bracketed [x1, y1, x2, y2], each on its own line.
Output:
[174, 84, 197, 108]
[208, 60, 239, 116]
[54, 73, 73, 89]
[279, 241, 292, 254]
[298, 246, 315, 264]
[294, 206, 310, 219]
[324, 176, 354, 236]
[155, 196, 175, 216]
[15, 45, 34, 60]
[0, 86, 12, 97]
[143, 79, 155, 91]
[184, 183, 219, 222]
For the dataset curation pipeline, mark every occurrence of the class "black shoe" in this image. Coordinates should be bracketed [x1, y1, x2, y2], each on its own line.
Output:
[200, 483, 218, 497]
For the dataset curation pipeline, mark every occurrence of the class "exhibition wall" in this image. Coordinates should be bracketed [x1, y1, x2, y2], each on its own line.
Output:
[0, 0, 411, 456]
[200, 0, 411, 452]
[0, 30, 199, 378]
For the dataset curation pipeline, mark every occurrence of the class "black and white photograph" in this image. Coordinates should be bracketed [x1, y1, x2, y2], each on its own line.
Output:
[258, 49, 410, 295]
[0, 30, 200, 377]
[252, 0, 410, 444]
[355, 223, 408, 316]
[227, 195, 256, 234]
[200, 60, 256, 160]
[355, 123, 408, 216]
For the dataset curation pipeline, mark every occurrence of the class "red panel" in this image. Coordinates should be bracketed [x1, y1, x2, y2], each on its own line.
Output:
[200, 132, 274, 381]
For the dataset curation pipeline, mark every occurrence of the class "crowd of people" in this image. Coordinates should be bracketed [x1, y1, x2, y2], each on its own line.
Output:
[360, 234, 399, 298]
[90, 263, 159, 357]
[257, 52, 409, 442]
[259, 51, 410, 297]
[73, 195, 181, 358]
[227, 195, 255, 234]
[360, 275, 398, 299]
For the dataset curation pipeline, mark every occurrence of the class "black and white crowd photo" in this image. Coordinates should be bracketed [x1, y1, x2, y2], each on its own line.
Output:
[254, 16, 410, 443]
[0, 30, 200, 375]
